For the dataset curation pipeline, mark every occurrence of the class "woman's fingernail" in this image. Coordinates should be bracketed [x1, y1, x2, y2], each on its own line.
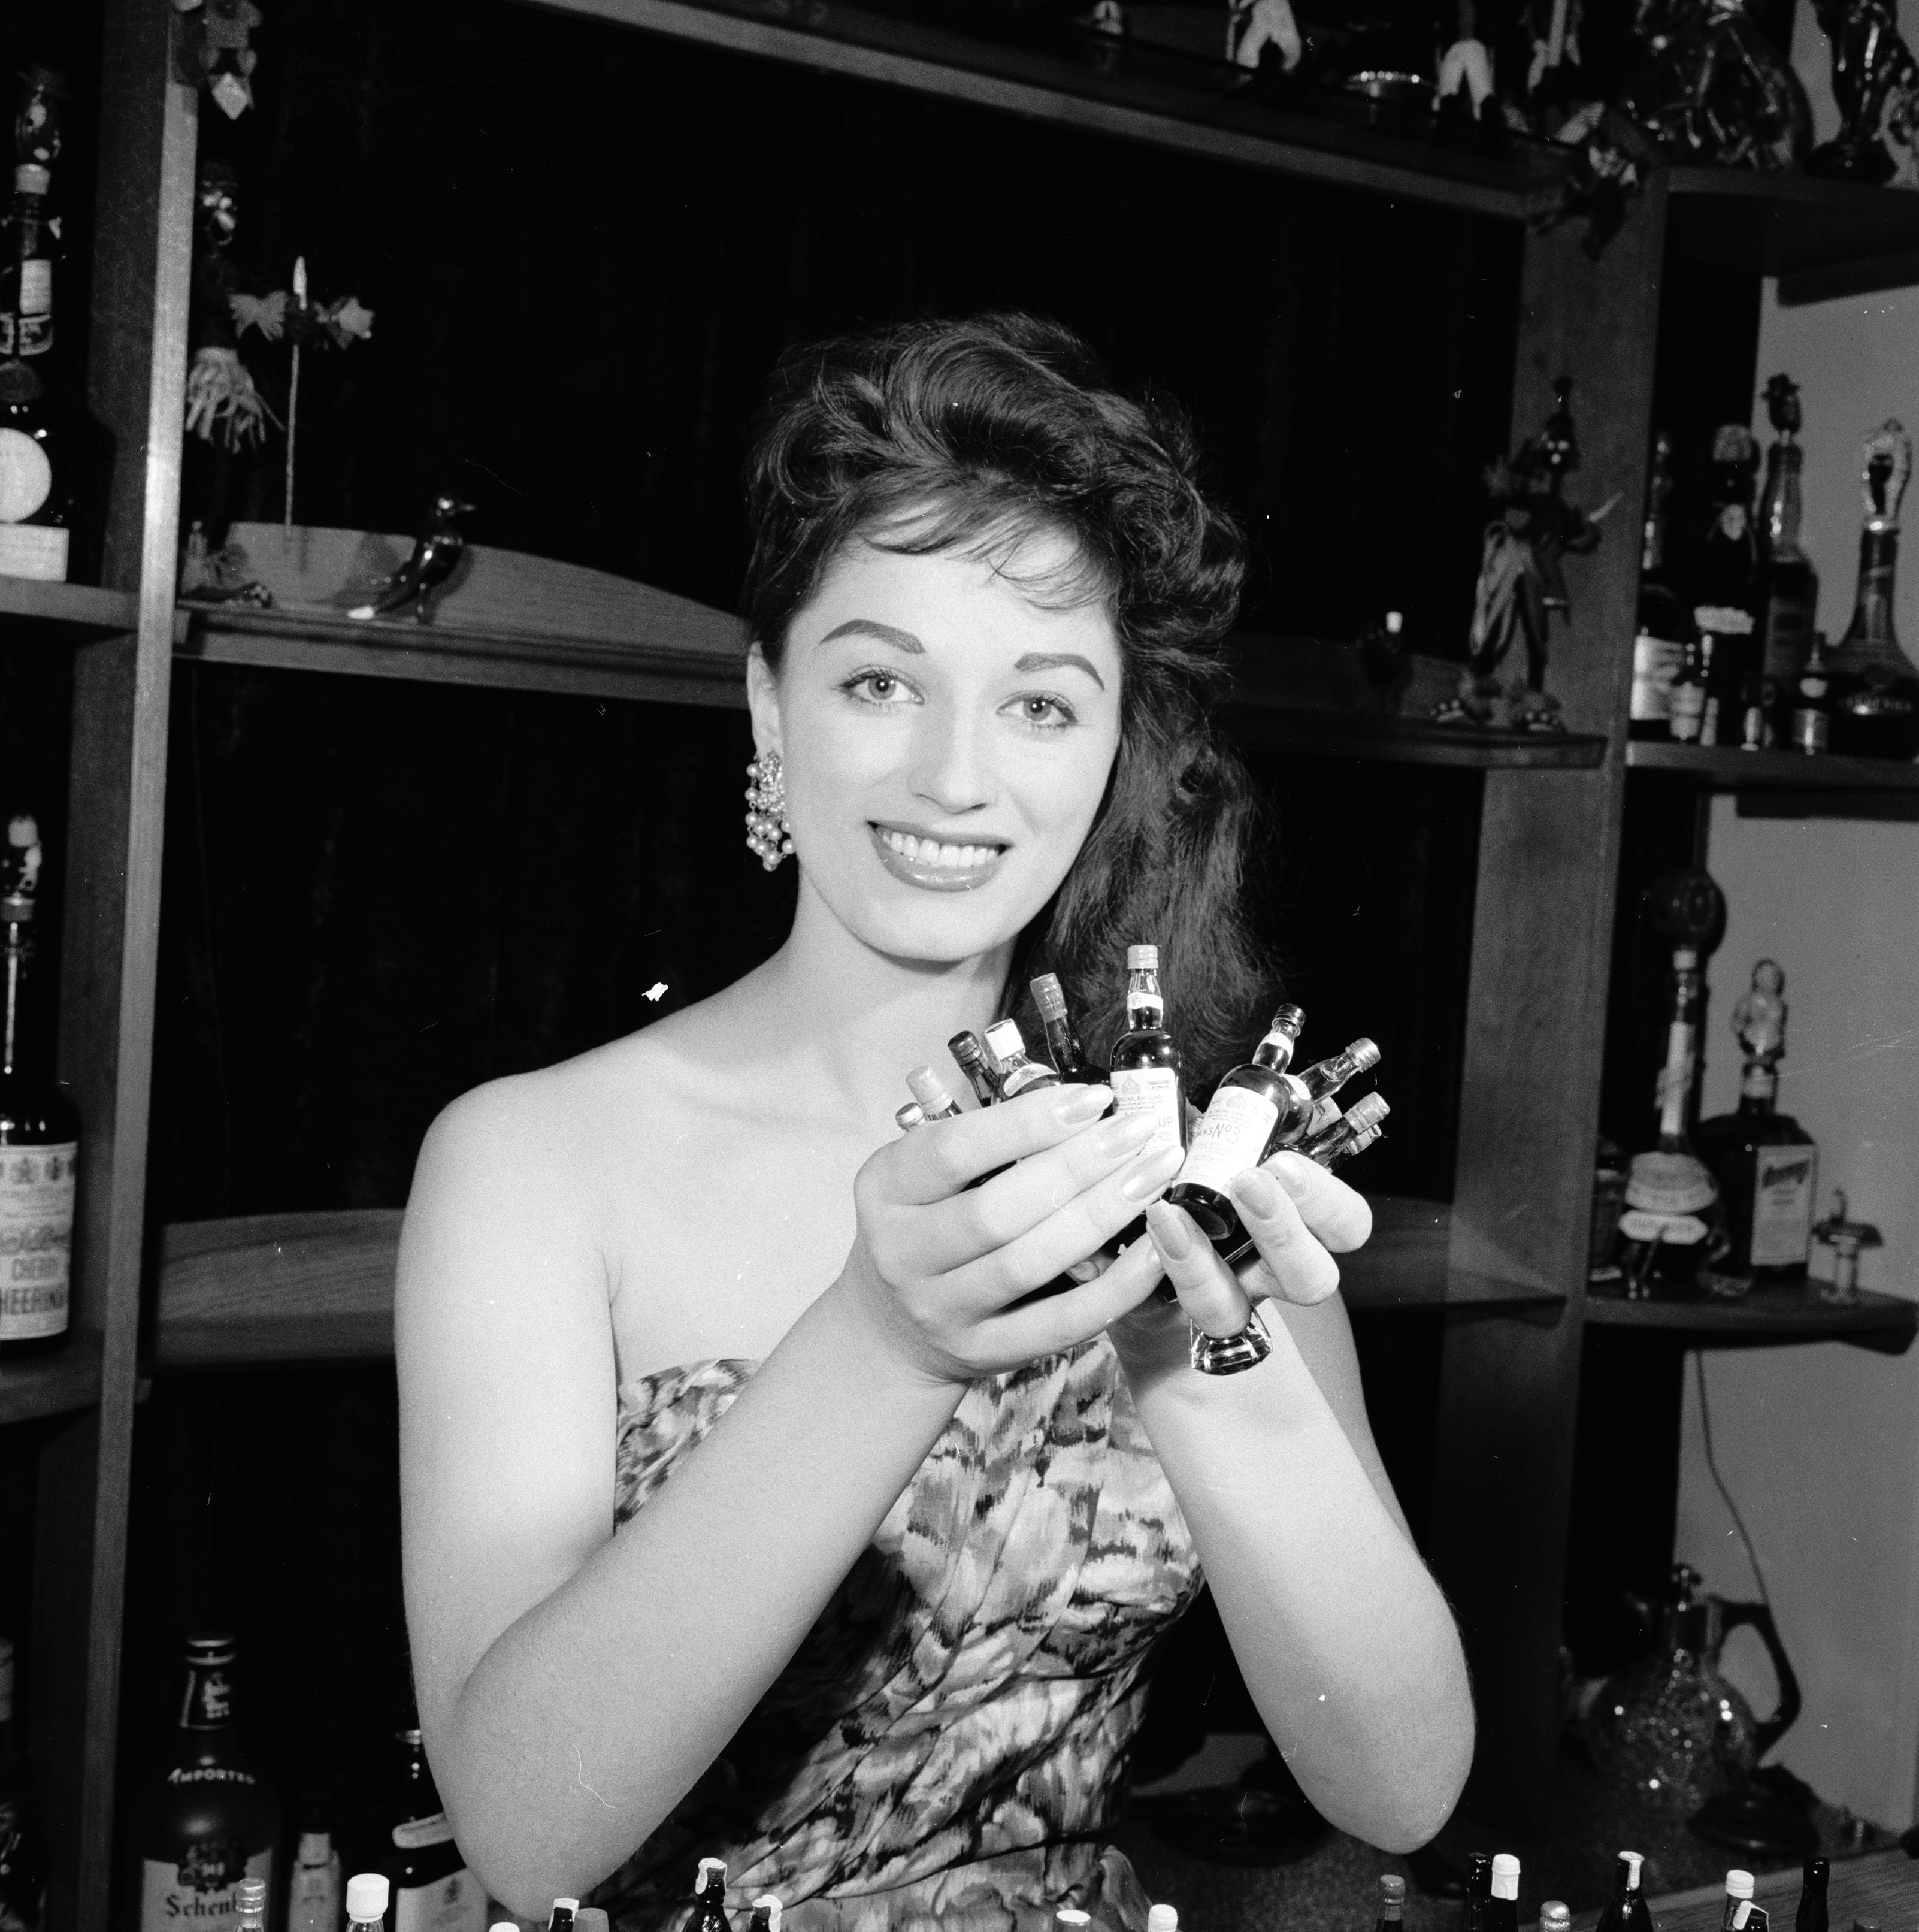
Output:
[1056, 1085, 1113, 1123]
[1272, 1154, 1313, 1197]
[1094, 1111, 1158, 1159]
[1122, 1143, 1185, 1202]
[1146, 1199, 1195, 1259]
[1231, 1167, 1284, 1218]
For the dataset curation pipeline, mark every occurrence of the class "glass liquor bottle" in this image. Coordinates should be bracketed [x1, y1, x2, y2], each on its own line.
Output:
[1485, 1855, 1520, 1932]
[1757, 377, 1819, 745]
[1796, 1858, 1829, 1932]
[982, 1020, 1059, 1099]
[1791, 634, 1833, 755]
[1594, 1852, 1656, 1932]
[1165, 1006, 1305, 1241]
[287, 1789, 344, 1932]
[1696, 961, 1817, 1280]
[1827, 421, 1919, 759]
[691, 1860, 731, 1932]
[1458, 1853, 1493, 1932]
[237, 1878, 268, 1932]
[387, 1727, 487, 1932]
[1721, 1873, 1757, 1932]
[136, 1633, 280, 1932]
[346, 1873, 389, 1932]
[1374, 1874, 1406, 1932]
[1693, 426, 1762, 749]
[905, 1065, 962, 1121]
[1631, 432, 1691, 740]
[0, 817, 77, 1356]
[747, 1900, 780, 1932]
[1029, 973, 1100, 1081]
[1669, 636, 1708, 745]
[948, 1031, 1001, 1108]
[1107, 945, 1185, 1163]
[1620, 869, 1727, 1296]
[0, 1635, 44, 1932]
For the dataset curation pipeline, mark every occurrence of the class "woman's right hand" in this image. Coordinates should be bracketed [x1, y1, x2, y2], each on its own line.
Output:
[834, 1084, 1179, 1384]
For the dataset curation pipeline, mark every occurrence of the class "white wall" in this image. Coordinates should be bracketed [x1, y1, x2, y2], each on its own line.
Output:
[1666, 267, 1919, 1825]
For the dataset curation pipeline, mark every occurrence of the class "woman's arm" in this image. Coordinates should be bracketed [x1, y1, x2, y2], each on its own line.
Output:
[1110, 1163, 1473, 1852]
[398, 1075, 1175, 1913]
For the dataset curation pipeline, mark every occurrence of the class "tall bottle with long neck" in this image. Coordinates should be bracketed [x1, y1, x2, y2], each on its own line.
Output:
[1631, 432, 1691, 740]
[1796, 1859, 1829, 1932]
[1620, 867, 1727, 1295]
[1827, 420, 1919, 758]
[136, 1633, 280, 1932]
[1693, 426, 1761, 749]
[1758, 376, 1819, 744]
[0, 816, 77, 1357]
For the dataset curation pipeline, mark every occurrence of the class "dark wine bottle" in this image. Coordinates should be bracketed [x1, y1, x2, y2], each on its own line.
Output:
[1457, 1853, 1493, 1932]
[386, 1727, 486, 1932]
[1484, 1855, 1520, 1932]
[0, 817, 78, 1357]
[1594, 1852, 1656, 1932]
[1374, 1873, 1407, 1932]
[1029, 973, 1101, 1082]
[135, 1634, 280, 1932]
[1791, 634, 1833, 755]
[1631, 431, 1690, 741]
[948, 1030, 1001, 1108]
[1757, 376, 1818, 745]
[1693, 426, 1762, 751]
[690, 1860, 733, 1932]
[1796, 1858, 1829, 1932]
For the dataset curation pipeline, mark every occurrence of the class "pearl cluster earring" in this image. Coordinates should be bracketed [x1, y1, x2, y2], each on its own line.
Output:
[744, 752, 795, 871]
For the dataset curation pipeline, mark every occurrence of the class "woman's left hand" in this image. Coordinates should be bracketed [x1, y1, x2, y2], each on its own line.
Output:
[1121, 1150, 1374, 1348]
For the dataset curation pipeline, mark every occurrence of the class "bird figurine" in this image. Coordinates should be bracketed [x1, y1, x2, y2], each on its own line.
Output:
[348, 495, 474, 624]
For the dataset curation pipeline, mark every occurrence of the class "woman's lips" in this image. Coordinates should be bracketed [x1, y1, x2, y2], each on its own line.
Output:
[869, 823, 1009, 894]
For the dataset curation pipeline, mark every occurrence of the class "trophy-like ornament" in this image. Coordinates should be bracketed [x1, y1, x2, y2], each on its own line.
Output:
[1730, 959, 1788, 1070]
[1808, 0, 1919, 181]
[1434, 380, 1614, 734]
[1827, 420, 1919, 760]
[1620, 0, 1811, 168]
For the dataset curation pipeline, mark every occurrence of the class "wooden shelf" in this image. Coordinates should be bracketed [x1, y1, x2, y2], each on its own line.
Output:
[0, 1332, 103, 1426]
[1670, 168, 1919, 291]
[1627, 739, 1919, 817]
[546, 0, 1569, 222]
[1225, 706, 1606, 767]
[150, 1196, 1558, 1368]
[1585, 1277, 1917, 1352]
[0, 578, 141, 637]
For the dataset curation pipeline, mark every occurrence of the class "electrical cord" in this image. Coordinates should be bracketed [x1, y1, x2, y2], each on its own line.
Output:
[1694, 1350, 1772, 1606]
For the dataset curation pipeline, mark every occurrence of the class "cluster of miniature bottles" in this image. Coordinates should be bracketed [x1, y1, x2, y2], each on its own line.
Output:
[1633, 385, 1919, 759]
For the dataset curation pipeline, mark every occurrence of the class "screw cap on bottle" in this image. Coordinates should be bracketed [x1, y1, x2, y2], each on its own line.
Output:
[906, 1065, 957, 1113]
[493, 1924, 521, 1932]
[1031, 973, 1067, 1020]
[896, 1102, 926, 1132]
[1491, 1854, 1520, 1900]
[237, 1880, 268, 1916]
[183, 1630, 238, 1666]
[1347, 1037, 1382, 1072]
[1055, 1915, 1092, 1930]
[1542, 1906, 1573, 1931]
[1146, 1907, 1179, 1932]
[1127, 944, 1159, 970]
[346, 1874, 391, 1922]
[1377, 1877, 1406, 1904]
[752, 1898, 782, 1932]
[1343, 1092, 1391, 1133]
[984, 1020, 1027, 1061]
[1727, 1872, 1755, 1900]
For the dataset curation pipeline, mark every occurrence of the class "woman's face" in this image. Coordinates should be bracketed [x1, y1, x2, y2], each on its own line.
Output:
[749, 534, 1125, 965]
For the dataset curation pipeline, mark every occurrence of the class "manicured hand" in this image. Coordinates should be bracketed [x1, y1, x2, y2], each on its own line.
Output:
[836, 1083, 1182, 1383]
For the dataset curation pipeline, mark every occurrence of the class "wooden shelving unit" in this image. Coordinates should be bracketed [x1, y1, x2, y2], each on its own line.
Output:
[21, 0, 1918, 1918]
[1627, 739, 1919, 818]
[1586, 1279, 1918, 1353]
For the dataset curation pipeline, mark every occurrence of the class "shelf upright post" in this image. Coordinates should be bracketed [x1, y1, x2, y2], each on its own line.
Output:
[1426, 166, 1668, 1829]
[32, 1, 197, 1926]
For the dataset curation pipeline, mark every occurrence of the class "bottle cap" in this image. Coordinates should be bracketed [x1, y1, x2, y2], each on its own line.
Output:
[1491, 1854, 1520, 1900]
[1727, 1872, 1755, 1900]
[1147, 1907, 1179, 1932]
[1376, 1877, 1406, 1904]
[1030, 973, 1066, 1020]
[183, 1630, 237, 1665]
[752, 1900, 782, 1932]
[1346, 1037, 1382, 1072]
[346, 1875, 391, 1922]
[1055, 1916, 1092, 1930]
[13, 165, 49, 197]
[1342, 1092, 1391, 1133]
[1542, 1906, 1572, 1931]
[698, 1860, 728, 1889]
[237, 1880, 268, 1916]
[895, 1102, 926, 1132]
[948, 1030, 987, 1066]
[1620, 1851, 1644, 1888]
[985, 1020, 1026, 1061]
[906, 1065, 957, 1114]
[1386, 611, 1403, 634]
[1127, 944, 1159, 970]
[576, 1914, 609, 1932]
[493, 1924, 521, 1932]
[1673, 945, 1700, 969]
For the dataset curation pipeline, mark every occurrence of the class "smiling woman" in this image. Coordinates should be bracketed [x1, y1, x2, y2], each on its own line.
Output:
[395, 312, 1472, 1932]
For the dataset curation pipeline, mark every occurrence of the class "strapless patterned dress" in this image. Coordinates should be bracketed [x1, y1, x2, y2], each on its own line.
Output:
[593, 1337, 1203, 1932]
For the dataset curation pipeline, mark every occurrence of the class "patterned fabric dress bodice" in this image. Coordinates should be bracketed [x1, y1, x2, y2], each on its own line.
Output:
[595, 1337, 1202, 1932]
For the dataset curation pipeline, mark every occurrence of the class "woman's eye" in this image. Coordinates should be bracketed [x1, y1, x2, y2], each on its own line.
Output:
[1007, 694, 1076, 730]
[842, 670, 916, 706]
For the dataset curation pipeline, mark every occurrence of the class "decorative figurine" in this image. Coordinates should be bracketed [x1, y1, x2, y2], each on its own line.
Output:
[348, 496, 476, 625]
[1230, 0, 1304, 69]
[1619, 0, 1811, 168]
[12, 65, 63, 174]
[1807, 0, 1919, 182]
[174, 0, 265, 120]
[1437, 0, 1498, 141]
[1730, 958, 1787, 1067]
[1811, 1190, 1883, 1302]
[1434, 380, 1612, 733]
[183, 160, 273, 453]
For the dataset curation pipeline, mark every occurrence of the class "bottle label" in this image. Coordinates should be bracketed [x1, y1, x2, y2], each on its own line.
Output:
[1618, 1208, 1709, 1247]
[139, 1849, 273, 1932]
[288, 1857, 342, 1932]
[0, 1140, 74, 1341]
[1175, 1086, 1278, 1194]
[393, 1869, 488, 1932]
[392, 1813, 456, 1850]
[1750, 1144, 1817, 1268]
[1762, 597, 1814, 681]
[1630, 634, 1684, 722]
[0, 524, 64, 582]
[17, 262, 49, 318]
[1694, 604, 1756, 636]
[0, 429, 53, 524]
[1110, 1065, 1182, 1162]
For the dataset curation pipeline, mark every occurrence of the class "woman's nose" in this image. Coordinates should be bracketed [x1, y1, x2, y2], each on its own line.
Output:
[906, 713, 995, 818]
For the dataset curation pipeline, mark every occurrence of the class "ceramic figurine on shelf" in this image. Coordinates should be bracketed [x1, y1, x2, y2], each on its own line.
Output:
[1730, 958, 1787, 1065]
[175, 0, 266, 120]
[1230, 0, 1304, 69]
[1436, 0, 1499, 140]
[1618, 0, 1811, 167]
[348, 495, 475, 624]
[1807, 0, 1919, 181]
[183, 159, 273, 453]
[1435, 380, 1612, 734]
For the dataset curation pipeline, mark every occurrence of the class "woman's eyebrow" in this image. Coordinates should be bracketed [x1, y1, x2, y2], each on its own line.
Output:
[818, 619, 924, 652]
[1015, 651, 1106, 690]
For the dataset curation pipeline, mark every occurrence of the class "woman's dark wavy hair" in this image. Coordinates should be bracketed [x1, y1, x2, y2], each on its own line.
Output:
[741, 311, 1270, 1090]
